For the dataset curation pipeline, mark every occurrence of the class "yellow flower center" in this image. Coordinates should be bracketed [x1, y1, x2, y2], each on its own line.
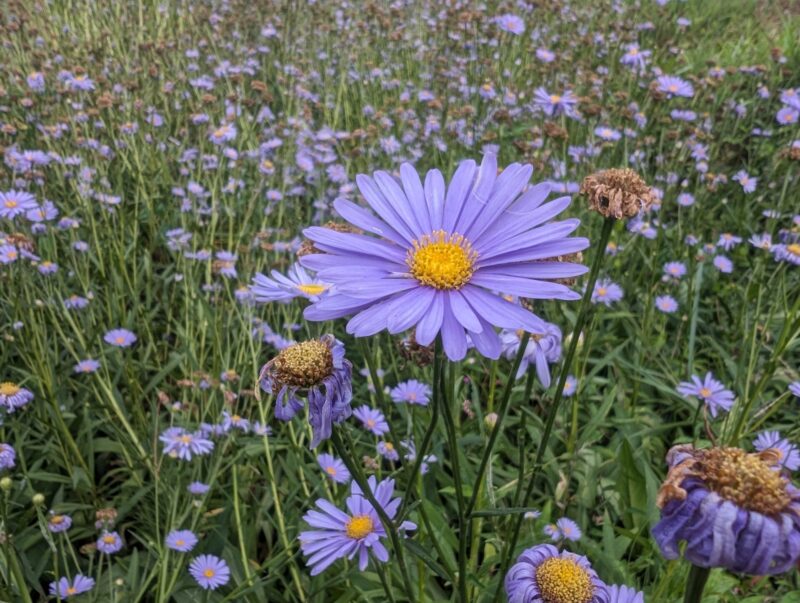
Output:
[698, 387, 712, 398]
[67, 586, 77, 595]
[204, 568, 215, 578]
[597, 287, 607, 297]
[175, 539, 185, 546]
[51, 515, 64, 525]
[232, 414, 241, 422]
[384, 443, 394, 451]
[272, 339, 334, 388]
[535, 556, 594, 603]
[702, 447, 790, 515]
[408, 230, 476, 290]
[787, 244, 800, 257]
[325, 466, 337, 476]
[115, 336, 125, 344]
[345, 514, 374, 539]
[103, 535, 116, 544]
[214, 127, 228, 138]
[5, 200, 17, 208]
[367, 419, 376, 428]
[296, 283, 328, 296]
[0, 382, 20, 396]
[550, 94, 562, 103]
[668, 84, 678, 92]
[179, 434, 193, 444]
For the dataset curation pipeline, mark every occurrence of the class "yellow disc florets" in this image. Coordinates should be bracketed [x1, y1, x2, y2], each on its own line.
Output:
[408, 230, 476, 290]
[272, 340, 333, 388]
[787, 243, 800, 257]
[296, 283, 328, 296]
[535, 556, 594, 603]
[0, 382, 20, 396]
[345, 514, 374, 540]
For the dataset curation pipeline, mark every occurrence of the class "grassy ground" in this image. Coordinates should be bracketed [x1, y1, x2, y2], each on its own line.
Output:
[1, 0, 799, 601]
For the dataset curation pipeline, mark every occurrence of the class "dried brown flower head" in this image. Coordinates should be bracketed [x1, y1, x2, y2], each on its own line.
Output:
[580, 168, 656, 219]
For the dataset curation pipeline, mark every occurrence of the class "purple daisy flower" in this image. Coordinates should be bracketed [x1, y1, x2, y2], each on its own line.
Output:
[500, 321, 562, 386]
[259, 335, 353, 448]
[188, 482, 210, 496]
[505, 544, 609, 603]
[733, 170, 757, 193]
[790, 382, 800, 398]
[753, 431, 800, 471]
[544, 517, 582, 542]
[104, 328, 137, 348]
[166, 529, 199, 552]
[298, 476, 416, 575]
[677, 192, 695, 207]
[777, 107, 799, 126]
[49, 575, 95, 599]
[318, 453, 351, 484]
[655, 295, 679, 314]
[495, 14, 525, 35]
[663, 261, 686, 279]
[300, 154, 587, 362]
[716, 233, 742, 251]
[389, 380, 432, 406]
[563, 375, 578, 397]
[655, 75, 694, 98]
[773, 243, 800, 265]
[607, 584, 644, 603]
[159, 427, 214, 461]
[209, 123, 237, 145]
[713, 255, 733, 273]
[400, 439, 437, 474]
[377, 440, 400, 461]
[353, 406, 390, 436]
[676, 372, 735, 417]
[653, 445, 800, 575]
[97, 530, 123, 554]
[72, 359, 99, 374]
[0, 190, 38, 220]
[48, 512, 72, 533]
[591, 279, 623, 306]
[594, 126, 621, 141]
[0, 443, 16, 470]
[250, 262, 330, 303]
[0, 382, 34, 412]
[533, 88, 579, 118]
[189, 554, 230, 590]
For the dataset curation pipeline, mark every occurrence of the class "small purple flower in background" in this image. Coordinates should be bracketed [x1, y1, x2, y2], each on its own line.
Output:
[620, 44, 651, 71]
[48, 512, 72, 533]
[677, 192, 695, 207]
[0, 190, 38, 220]
[733, 170, 757, 193]
[773, 243, 800, 266]
[166, 529, 199, 552]
[49, 575, 95, 599]
[495, 13, 524, 35]
[500, 321, 562, 386]
[298, 476, 416, 575]
[73, 359, 101, 374]
[790, 382, 800, 398]
[0, 382, 34, 412]
[390, 380, 432, 406]
[251, 263, 330, 303]
[536, 48, 556, 63]
[189, 554, 230, 590]
[188, 482, 210, 496]
[0, 443, 16, 470]
[749, 233, 772, 250]
[317, 453, 351, 484]
[655, 295, 679, 313]
[594, 125, 621, 141]
[544, 517, 582, 542]
[533, 88, 579, 117]
[353, 406, 389, 436]
[0, 244, 19, 264]
[663, 261, 686, 279]
[713, 255, 733, 273]
[97, 530, 123, 554]
[676, 372, 735, 417]
[377, 441, 400, 461]
[104, 328, 137, 348]
[655, 75, 694, 98]
[563, 375, 578, 397]
[753, 431, 800, 471]
[716, 233, 742, 251]
[221, 411, 250, 433]
[777, 106, 799, 126]
[160, 427, 214, 461]
[400, 439, 437, 474]
[591, 279, 623, 306]
[209, 123, 237, 145]
[214, 251, 238, 278]
[505, 544, 607, 603]
[607, 584, 644, 603]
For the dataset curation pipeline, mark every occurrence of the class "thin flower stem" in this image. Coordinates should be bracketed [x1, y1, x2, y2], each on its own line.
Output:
[331, 429, 416, 603]
[683, 564, 711, 603]
[493, 216, 614, 602]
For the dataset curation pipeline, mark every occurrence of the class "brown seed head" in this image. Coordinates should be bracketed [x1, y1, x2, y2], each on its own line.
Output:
[581, 168, 656, 219]
[268, 340, 333, 389]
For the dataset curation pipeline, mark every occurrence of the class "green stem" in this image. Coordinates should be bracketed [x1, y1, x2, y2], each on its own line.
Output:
[683, 565, 710, 603]
[493, 216, 614, 602]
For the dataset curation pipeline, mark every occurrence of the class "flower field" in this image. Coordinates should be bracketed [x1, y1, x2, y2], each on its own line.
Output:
[1, 0, 799, 601]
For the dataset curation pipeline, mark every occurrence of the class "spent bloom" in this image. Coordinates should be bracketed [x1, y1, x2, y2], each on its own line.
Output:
[676, 372, 735, 417]
[166, 529, 199, 552]
[753, 431, 800, 471]
[49, 575, 95, 599]
[299, 154, 588, 362]
[500, 321, 562, 387]
[581, 169, 656, 219]
[189, 554, 231, 590]
[259, 335, 353, 448]
[390, 380, 432, 406]
[653, 445, 800, 575]
[317, 453, 351, 484]
[505, 544, 608, 603]
[298, 476, 416, 575]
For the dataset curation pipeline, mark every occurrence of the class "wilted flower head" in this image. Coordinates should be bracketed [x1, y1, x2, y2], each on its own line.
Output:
[580, 169, 656, 219]
[654, 445, 800, 575]
[259, 335, 352, 448]
[500, 322, 562, 386]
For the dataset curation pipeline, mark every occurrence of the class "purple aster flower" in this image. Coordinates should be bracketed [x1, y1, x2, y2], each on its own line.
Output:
[159, 427, 214, 461]
[0, 244, 19, 264]
[655, 75, 694, 98]
[166, 529, 199, 552]
[749, 233, 773, 251]
[49, 575, 95, 599]
[73, 359, 100, 374]
[653, 445, 800, 575]
[677, 192, 695, 207]
[259, 335, 353, 448]
[505, 544, 609, 603]
[607, 584, 644, 603]
[790, 382, 800, 398]
[221, 411, 250, 433]
[209, 123, 237, 145]
[353, 406, 390, 436]
[48, 512, 72, 533]
[663, 261, 686, 279]
[389, 380, 432, 406]
[594, 126, 621, 141]
[773, 243, 800, 265]
[655, 295, 679, 313]
[533, 88, 579, 118]
[67, 74, 95, 91]
[536, 48, 555, 63]
[0, 382, 34, 412]
[500, 321, 562, 386]
[188, 482, 210, 495]
[717, 233, 742, 251]
[777, 107, 799, 126]
[563, 375, 578, 397]
[671, 109, 697, 121]
[104, 328, 137, 348]
[733, 170, 757, 193]
[780, 88, 800, 109]
[97, 530, 123, 554]
[377, 440, 400, 461]
[0, 443, 15, 470]
[0, 190, 38, 220]
[27, 72, 45, 92]
[676, 372, 735, 417]
[300, 154, 587, 362]
[400, 439, 437, 474]
[189, 554, 230, 590]
[754, 431, 800, 471]
[496, 14, 525, 35]
[591, 279, 623, 306]
[298, 476, 416, 575]
[318, 453, 351, 484]
[713, 255, 733, 273]
[620, 44, 651, 71]
[214, 251, 237, 278]
[544, 517, 582, 542]
[251, 263, 330, 303]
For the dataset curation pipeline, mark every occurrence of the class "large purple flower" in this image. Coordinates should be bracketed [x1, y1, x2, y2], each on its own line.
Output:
[505, 544, 609, 603]
[301, 154, 588, 361]
[298, 476, 416, 575]
[259, 335, 352, 448]
[652, 445, 800, 575]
